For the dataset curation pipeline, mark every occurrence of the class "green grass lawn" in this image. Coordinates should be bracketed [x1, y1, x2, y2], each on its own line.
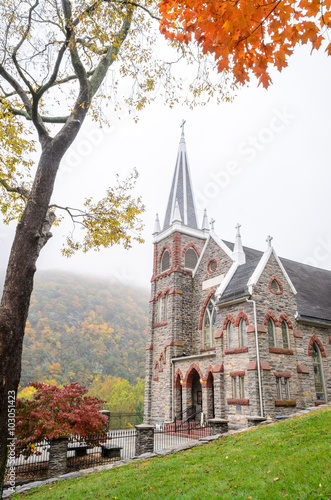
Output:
[12, 407, 331, 500]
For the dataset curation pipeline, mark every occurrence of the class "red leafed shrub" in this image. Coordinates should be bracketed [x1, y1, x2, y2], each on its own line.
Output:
[16, 382, 107, 456]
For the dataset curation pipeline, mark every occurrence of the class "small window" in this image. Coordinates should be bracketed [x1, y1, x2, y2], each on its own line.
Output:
[268, 318, 275, 347]
[164, 292, 169, 322]
[185, 248, 198, 270]
[239, 377, 245, 399]
[281, 321, 289, 349]
[271, 279, 280, 292]
[239, 319, 247, 348]
[232, 376, 245, 399]
[202, 295, 217, 348]
[232, 377, 237, 399]
[208, 259, 217, 273]
[161, 250, 170, 272]
[276, 377, 290, 400]
[227, 321, 234, 349]
[157, 295, 162, 323]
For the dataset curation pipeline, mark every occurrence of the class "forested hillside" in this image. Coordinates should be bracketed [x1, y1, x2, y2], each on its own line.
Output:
[1, 271, 149, 389]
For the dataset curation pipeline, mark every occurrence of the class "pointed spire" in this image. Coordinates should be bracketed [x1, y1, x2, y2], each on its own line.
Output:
[201, 209, 209, 231]
[163, 122, 198, 230]
[153, 213, 161, 235]
[233, 223, 246, 265]
[172, 199, 182, 223]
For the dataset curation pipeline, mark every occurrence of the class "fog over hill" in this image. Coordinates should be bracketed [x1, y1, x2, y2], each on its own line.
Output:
[0, 270, 149, 388]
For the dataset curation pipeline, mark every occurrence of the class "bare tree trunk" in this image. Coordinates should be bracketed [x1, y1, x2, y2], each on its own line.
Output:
[0, 125, 82, 495]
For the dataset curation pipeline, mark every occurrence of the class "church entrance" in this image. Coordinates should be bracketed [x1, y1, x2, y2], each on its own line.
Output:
[174, 373, 183, 419]
[312, 342, 326, 401]
[189, 369, 202, 421]
[206, 371, 215, 420]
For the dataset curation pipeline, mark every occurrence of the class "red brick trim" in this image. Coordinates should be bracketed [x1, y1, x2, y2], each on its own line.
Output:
[264, 310, 280, 327]
[152, 268, 193, 281]
[162, 287, 171, 299]
[269, 347, 293, 355]
[213, 364, 224, 373]
[297, 364, 309, 374]
[184, 363, 204, 388]
[174, 368, 184, 388]
[274, 400, 296, 407]
[149, 297, 156, 303]
[268, 275, 283, 295]
[154, 361, 159, 370]
[234, 312, 249, 327]
[205, 365, 215, 387]
[146, 344, 153, 351]
[294, 330, 303, 338]
[215, 330, 223, 339]
[159, 352, 166, 365]
[227, 399, 249, 405]
[165, 340, 183, 348]
[274, 372, 291, 378]
[158, 366, 163, 373]
[173, 232, 181, 268]
[207, 258, 218, 274]
[153, 377, 159, 381]
[182, 242, 201, 258]
[152, 243, 158, 277]
[200, 347, 216, 353]
[158, 244, 172, 264]
[329, 337, 331, 345]
[247, 361, 271, 371]
[247, 324, 267, 333]
[315, 401, 326, 406]
[308, 335, 326, 358]
[230, 371, 245, 377]
[224, 347, 248, 355]
[222, 314, 236, 331]
[198, 289, 217, 330]
[154, 321, 168, 328]
[279, 313, 293, 329]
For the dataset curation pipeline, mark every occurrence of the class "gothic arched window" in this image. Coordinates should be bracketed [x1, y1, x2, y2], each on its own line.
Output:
[239, 319, 247, 348]
[227, 321, 235, 349]
[268, 318, 276, 347]
[161, 249, 170, 272]
[185, 248, 198, 270]
[157, 295, 162, 323]
[281, 320, 289, 349]
[202, 295, 217, 348]
[312, 342, 325, 401]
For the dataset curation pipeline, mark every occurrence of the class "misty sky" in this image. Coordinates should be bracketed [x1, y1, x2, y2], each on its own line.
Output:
[1, 45, 330, 292]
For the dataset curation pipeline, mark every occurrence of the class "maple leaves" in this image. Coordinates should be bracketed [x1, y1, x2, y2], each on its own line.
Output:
[158, 0, 331, 88]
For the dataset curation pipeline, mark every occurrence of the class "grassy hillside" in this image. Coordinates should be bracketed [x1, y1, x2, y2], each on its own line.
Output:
[11, 271, 149, 388]
[11, 406, 331, 499]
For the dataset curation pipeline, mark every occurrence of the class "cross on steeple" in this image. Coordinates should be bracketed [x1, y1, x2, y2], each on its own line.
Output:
[180, 119, 186, 133]
[210, 218, 215, 231]
[266, 235, 273, 247]
[235, 223, 241, 235]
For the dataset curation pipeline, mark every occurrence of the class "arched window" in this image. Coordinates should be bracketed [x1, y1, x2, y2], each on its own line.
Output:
[157, 295, 162, 323]
[185, 248, 198, 270]
[270, 279, 280, 293]
[281, 320, 289, 349]
[312, 342, 325, 401]
[202, 295, 217, 348]
[227, 321, 235, 349]
[239, 319, 247, 348]
[268, 318, 275, 347]
[161, 250, 170, 272]
[163, 292, 169, 322]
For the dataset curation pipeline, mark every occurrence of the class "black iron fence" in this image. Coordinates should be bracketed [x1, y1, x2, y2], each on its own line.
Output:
[154, 421, 210, 452]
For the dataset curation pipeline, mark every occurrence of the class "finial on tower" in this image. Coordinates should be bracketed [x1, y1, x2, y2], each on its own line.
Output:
[153, 213, 161, 235]
[201, 209, 209, 231]
[172, 199, 182, 224]
[233, 223, 245, 264]
[180, 119, 186, 143]
[266, 235, 273, 248]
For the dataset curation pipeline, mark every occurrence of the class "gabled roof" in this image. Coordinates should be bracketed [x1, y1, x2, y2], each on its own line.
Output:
[163, 129, 198, 230]
[219, 240, 331, 322]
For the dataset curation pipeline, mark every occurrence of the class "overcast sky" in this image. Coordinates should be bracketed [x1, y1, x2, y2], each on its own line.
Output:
[1, 44, 330, 292]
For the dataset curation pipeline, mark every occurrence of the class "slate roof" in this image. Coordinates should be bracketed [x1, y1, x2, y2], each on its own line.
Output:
[219, 240, 331, 322]
[163, 132, 198, 230]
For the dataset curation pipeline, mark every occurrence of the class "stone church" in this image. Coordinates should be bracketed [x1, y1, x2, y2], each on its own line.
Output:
[144, 127, 331, 429]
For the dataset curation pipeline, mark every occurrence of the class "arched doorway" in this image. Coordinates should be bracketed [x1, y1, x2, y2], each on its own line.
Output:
[186, 368, 202, 421]
[312, 342, 326, 401]
[206, 371, 215, 419]
[174, 373, 183, 420]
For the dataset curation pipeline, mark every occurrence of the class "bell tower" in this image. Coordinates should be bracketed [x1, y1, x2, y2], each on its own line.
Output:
[144, 124, 210, 424]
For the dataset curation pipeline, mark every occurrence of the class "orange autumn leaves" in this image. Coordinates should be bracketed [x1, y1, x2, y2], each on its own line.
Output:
[158, 0, 331, 88]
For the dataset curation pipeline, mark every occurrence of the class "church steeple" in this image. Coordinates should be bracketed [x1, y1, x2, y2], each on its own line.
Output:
[163, 121, 198, 230]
